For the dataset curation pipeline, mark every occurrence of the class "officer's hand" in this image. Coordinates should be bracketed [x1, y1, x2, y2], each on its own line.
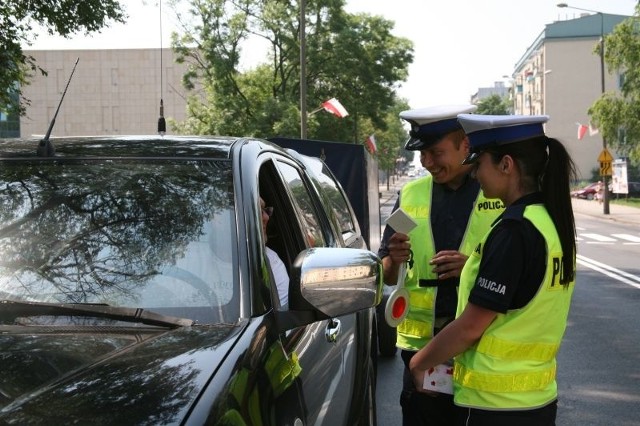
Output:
[430, 250, 468, 279]
[410, 367, 439, 397]
[387, 233, 411, 265]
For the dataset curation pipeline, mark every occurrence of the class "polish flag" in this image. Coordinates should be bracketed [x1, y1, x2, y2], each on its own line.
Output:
[589, 122, 599, 136]
[365, 134, 377, 153]
[321, 98, 349, 118]
[577, 123, 588, 140]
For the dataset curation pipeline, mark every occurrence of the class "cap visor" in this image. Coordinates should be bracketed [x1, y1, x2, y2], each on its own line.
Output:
[404, 137, 424, 151]
[462, 152, 481, 165]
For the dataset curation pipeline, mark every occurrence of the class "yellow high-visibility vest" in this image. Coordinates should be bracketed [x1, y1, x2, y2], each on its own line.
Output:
[454, 204, 575, 410]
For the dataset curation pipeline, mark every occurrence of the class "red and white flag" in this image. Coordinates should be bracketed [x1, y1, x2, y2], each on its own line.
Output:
[589, 122, 599, 136]
[365, 134, 377, 153]
[577, 123, 588, 140]
[321, 98, 349, 118]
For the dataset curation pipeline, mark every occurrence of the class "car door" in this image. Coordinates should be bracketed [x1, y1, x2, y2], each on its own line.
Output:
[260, 154, 358, 425]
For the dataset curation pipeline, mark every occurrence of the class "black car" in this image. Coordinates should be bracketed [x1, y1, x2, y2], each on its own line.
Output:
[610, 181, 640, 197]
[628, 181, 640, 197]
[0, 136, 382, 425]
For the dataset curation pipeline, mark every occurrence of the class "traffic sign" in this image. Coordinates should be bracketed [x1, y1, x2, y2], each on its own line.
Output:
[600, 161, 612, 176]
[598, 149, 613, 163]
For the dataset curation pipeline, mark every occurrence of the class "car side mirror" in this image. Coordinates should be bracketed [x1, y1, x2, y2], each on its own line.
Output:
[275, 248, 382, 332]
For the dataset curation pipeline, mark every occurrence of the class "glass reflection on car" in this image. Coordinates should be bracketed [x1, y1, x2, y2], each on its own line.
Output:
[0, 159, 239, 325]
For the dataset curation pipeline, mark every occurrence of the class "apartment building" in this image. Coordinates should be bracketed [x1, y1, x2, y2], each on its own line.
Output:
[509, 12, 629, 180]
[470, 81, 510, 106]
[19, 48, 190, 138]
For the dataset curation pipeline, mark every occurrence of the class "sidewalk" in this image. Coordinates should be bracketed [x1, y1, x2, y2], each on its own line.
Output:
[379, 177, 640, 227]
[571, 197, 640, 226]
[378, 176, 405, 207]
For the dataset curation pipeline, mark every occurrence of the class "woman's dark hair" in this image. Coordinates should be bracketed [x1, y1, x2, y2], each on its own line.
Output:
[489, 136, 577, 285]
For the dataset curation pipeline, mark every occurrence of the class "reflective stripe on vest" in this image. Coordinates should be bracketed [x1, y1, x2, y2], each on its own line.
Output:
[454, 362, 557, 393]
[396, 176, 503, 351]
[454, 204, 575, 410]
[476, 334, 560, 362]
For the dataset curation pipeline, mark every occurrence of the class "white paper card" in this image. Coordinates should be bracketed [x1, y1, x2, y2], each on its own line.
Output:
[422, 363, 453, 394]
[386, 208, 418, 235]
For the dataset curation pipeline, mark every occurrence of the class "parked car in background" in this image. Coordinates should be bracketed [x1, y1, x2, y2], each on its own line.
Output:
[627, 181, 640, 197]
[0, 136, 382, 425]
[571, 182, 600, 200]
[609, 181, 640, 198]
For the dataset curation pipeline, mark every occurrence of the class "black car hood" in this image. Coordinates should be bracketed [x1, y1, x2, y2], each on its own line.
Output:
[0, 323, 241, 424]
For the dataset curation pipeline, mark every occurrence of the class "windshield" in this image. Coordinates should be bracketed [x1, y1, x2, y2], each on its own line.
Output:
[0, 159, 239, 325]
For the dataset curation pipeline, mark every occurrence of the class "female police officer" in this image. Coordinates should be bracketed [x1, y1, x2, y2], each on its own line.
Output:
[409, 114, 577, 426]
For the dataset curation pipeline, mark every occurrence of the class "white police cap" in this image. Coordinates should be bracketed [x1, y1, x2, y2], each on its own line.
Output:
[400, 104, 478, 151]
[457, 114, 549, 164]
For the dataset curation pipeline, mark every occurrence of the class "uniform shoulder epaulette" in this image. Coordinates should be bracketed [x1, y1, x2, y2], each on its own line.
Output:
[501, 203, 526, 222]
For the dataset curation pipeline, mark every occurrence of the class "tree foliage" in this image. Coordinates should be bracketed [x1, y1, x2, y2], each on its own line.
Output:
[0, 0, 126, 116]
[475, 94, 510, 115]
[170, 0, 413, 154]
[589, 5, 640, 162]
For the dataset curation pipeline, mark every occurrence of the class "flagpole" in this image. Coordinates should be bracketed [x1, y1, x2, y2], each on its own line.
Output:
[308, 106, 324, 116]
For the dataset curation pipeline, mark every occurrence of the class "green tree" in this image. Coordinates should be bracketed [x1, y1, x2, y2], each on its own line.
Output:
[588, 4, 640, 163]
[170, 0, 413, 143]
[0, 0, 126, 116]
[475, 94, 510, 115]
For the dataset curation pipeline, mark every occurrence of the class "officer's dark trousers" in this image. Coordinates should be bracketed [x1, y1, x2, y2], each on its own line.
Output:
[455, 401, 557, 426]
[400, 350, 460, 426]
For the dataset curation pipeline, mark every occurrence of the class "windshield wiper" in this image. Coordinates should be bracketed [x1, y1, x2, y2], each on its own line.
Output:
[0, 300, 193, 328]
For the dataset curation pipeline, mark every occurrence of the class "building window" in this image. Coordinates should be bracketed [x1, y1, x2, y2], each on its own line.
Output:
[0, 89, 20, 138]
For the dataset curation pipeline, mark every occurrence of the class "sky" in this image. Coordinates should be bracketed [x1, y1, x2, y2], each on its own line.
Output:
[26, 0, 638, 108]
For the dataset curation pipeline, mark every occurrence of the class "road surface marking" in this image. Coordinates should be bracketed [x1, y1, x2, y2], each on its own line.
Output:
[580, 233, 616, 243]
[612, 233, 640, 244]
[577, 254, 640, 290]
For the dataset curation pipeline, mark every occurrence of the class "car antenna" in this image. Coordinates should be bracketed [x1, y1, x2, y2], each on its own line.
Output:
[157, 0, 166, 136]
[38, 57, 79, 157]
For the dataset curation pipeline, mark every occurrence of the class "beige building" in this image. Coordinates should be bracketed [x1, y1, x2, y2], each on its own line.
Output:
[509, 12, 629, 180]
[20, 48, 190, 138]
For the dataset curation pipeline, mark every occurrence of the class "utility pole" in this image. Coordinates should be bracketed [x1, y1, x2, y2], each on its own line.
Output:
[300, 0, 307, 139]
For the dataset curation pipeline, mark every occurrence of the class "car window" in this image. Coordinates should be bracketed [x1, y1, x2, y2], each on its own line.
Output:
[275, 161, 326, 247]
[294, 155, 357, 241]
[0, 159, 239, 325]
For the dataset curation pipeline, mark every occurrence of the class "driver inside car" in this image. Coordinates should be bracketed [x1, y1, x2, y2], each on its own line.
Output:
[260, 196, 289, 308]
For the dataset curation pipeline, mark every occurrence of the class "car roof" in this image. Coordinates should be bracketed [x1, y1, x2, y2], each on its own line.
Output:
[0, 135, 254, 159]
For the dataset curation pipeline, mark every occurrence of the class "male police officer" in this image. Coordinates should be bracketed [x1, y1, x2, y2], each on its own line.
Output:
[379, 105, 504, 426]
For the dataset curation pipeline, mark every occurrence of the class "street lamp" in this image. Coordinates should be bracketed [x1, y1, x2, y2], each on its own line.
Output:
[557, 3, 610, 214]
